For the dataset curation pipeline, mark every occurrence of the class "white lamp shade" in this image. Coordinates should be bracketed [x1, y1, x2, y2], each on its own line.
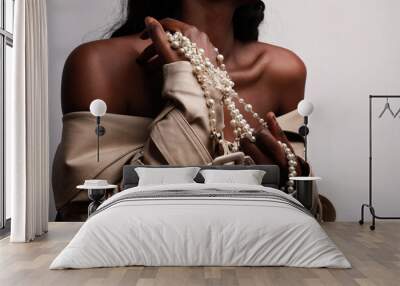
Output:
[90, 99, 107, 117]
[297, 100, 314, 117]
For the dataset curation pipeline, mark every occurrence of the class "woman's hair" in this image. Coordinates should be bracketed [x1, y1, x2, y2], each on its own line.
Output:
[111, 0, 265, 42]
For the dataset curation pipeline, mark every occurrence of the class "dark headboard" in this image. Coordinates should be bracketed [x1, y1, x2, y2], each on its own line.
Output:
[122, 165, 280, 190]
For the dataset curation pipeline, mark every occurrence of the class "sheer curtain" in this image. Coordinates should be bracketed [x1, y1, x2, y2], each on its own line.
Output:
[8, 0, 49, 242]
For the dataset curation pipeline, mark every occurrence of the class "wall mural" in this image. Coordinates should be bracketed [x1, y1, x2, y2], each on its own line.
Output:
[52, 0, 324, 222]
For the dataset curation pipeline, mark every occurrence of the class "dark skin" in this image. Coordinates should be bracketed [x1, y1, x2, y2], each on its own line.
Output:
[62, 0, 307, 176]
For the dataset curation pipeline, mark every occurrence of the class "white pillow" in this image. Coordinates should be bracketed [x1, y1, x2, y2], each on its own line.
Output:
[135, 167, 200, 186]
[200, 169, 266, 185]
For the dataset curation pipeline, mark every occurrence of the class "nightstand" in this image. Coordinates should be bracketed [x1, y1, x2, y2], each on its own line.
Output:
[77, 180, 117, 216]
[290, 177, 321, 210]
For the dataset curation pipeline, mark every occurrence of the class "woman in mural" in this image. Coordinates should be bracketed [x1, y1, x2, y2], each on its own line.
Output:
[53, 0, 314, 221]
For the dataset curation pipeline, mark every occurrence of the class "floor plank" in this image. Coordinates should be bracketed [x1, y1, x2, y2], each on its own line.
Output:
[0, 222, 399, 286]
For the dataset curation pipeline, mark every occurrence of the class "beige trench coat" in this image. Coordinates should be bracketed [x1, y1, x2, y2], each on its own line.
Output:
[53, 61, 310, 213]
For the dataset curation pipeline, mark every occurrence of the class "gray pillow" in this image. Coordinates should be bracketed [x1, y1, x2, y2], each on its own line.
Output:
[200, 169, 266, 185]
[135, 167, 201, 186]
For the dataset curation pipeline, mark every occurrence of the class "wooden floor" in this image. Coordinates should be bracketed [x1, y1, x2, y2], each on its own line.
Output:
[0, 222, 399, 286]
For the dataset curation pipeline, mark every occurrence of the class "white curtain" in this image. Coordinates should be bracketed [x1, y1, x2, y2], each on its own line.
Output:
[9, 0, 49, 242]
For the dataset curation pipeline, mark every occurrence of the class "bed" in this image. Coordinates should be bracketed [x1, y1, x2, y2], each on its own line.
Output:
[50, 165, 350, 269]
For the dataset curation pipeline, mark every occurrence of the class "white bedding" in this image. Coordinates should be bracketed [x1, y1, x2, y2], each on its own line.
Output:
[50, 183, 351, 269]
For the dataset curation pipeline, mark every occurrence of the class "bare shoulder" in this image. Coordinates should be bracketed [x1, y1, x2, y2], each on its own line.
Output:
[256, 42, 307, 83]
[61, 35, 147, 114]
[236, 41, 306, 86]
[65, 35, 144, 66]
[237, 41, 307, 112]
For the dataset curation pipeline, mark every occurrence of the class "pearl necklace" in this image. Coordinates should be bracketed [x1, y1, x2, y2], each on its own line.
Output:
[167, 31, 268, 151]
[278, 141, 298, 194]
[167, 32, 299, 189]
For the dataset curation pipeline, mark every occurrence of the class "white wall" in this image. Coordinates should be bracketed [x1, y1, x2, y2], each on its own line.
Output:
[47, 0, 400, 221]
[261, 0, 400, 221]
[47, 0, 121, 219]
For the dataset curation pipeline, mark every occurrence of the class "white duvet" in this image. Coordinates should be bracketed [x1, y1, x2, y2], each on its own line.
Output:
[50, 183, 350, 269]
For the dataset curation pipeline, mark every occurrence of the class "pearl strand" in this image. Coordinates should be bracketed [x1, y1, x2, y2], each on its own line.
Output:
[277, 141, 298, 193]
[167, 31, 267, 149]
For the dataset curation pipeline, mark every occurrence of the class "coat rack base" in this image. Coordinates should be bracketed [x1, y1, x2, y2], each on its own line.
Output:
[359, 203, 400, 231]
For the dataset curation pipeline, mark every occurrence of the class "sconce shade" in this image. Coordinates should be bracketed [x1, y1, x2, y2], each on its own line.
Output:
[90, 99, 107, 117]
[297, 100, 314, 117]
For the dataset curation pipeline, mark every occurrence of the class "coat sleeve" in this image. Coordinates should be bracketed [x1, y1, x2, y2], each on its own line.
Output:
[142, 61, 224, 165]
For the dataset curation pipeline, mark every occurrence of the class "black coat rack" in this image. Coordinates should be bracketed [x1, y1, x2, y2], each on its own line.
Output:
[359, 95, 400, 230]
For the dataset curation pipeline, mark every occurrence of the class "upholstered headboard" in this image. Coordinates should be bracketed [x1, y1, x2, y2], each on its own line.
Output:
[121, 165, 280, 190]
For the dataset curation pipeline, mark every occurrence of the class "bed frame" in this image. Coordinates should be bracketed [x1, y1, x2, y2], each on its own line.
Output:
[121, 165, 280, 190]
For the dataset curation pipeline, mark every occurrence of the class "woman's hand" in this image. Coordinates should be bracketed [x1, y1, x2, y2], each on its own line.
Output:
[240, 112, 303, 182]
[137, 17, 218, 69]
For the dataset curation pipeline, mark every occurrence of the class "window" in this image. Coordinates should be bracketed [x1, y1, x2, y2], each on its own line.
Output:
[0, 0, 14, 231]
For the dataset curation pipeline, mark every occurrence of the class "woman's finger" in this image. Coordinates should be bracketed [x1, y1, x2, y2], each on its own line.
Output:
[158, 18, 189, 33]
[265, 112, 294, 151]
[266, 112, 284, 140]
[142, 56, 165, 73]
[140, 18, 186, 40]
[240, 138, 273, 165]
[256, 129, 288, 167]
[265, 112, 302, 174]
[145, 17, 180, 63]
[145, 17, 168, 49]
[136, 44, 157, 64]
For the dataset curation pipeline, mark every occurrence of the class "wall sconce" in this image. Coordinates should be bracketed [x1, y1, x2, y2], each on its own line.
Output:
[90, 99, 107, 162]
[297, 100, 314, 162]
